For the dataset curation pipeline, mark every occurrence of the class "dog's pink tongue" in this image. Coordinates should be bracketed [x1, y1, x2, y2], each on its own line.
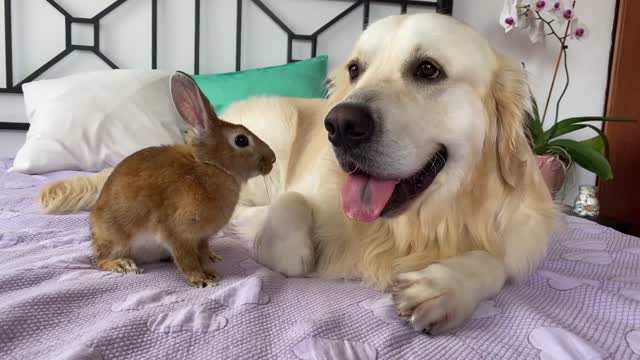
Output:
[342, 174, 398, 222]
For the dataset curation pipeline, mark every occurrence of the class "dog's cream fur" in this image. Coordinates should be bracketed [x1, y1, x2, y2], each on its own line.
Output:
[37, 14, 558, 334]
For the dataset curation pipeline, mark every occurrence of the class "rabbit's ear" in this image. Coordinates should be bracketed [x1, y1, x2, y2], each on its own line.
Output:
[170, 71, 218, 137]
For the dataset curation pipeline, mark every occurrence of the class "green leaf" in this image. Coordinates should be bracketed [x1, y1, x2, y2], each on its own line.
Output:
[530, 94, 541, 122]
[580, 135, 606, 155]
[524, 91, 544, 146]
[547, 139, 612, 179]
[579, 125, 610, 156]
[546, 145, 571, 160]
[543, 124, 584, 141]
[552, 116, 635, 129]
[547, 116, 635, 137]
[526, 111, 544, 145]
[542, 123, 610, 155]
[542, 116, 633, 145]
[532, 145, 549, 156]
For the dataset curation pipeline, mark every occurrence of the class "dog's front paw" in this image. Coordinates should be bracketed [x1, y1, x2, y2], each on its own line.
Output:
[255, 224, 314, 277]
[392, 264, 476, 335]
[255, 193, 315, 277]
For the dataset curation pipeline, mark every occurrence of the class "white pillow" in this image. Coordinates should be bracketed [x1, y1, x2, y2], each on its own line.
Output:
[10, 69, 186, 174]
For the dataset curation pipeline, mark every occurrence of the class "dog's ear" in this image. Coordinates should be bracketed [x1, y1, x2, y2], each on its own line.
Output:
[490, 53, 531, 188]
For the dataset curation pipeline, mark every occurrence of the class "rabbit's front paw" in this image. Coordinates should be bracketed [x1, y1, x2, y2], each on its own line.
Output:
[187, 274, 217, 288]
[98, 258, 143, 274]
[208, 251, 222, 262]
[203, 267, 221, 282]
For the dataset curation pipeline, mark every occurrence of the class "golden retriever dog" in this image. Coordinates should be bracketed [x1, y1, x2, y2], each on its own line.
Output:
[37, 13, 558, 334]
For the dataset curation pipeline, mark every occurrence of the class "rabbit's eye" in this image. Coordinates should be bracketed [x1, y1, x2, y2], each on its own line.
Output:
[234, 134, 249, 148]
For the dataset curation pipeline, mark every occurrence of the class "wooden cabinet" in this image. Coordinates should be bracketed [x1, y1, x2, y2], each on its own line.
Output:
[598, 0, 640, 236]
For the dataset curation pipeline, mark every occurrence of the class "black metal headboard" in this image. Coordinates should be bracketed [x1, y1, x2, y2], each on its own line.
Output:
[0, 0, 453, 130]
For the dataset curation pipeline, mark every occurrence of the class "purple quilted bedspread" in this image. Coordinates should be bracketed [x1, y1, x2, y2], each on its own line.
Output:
[0, 158, 639, 360]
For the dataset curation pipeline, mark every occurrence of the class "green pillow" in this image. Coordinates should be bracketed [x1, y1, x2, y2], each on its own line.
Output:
[193, 55, 328, 114]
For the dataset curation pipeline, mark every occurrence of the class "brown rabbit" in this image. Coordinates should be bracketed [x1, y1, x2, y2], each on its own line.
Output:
[89, 71, 276, 288]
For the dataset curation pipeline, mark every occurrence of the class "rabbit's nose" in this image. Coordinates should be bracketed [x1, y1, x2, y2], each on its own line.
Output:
[260, 156, 272, 166]
[264, 151, 275, 164]
[258, 155, 274, 174]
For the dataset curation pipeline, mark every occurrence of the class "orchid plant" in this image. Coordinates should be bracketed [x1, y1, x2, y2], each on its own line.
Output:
[499, 0, 633, 180]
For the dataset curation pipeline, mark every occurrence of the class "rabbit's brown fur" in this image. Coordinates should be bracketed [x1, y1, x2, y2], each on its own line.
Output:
[90, 71, 275, 288]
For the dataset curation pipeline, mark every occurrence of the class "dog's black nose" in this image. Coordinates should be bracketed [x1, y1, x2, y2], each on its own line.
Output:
[324, 103, 374, 148]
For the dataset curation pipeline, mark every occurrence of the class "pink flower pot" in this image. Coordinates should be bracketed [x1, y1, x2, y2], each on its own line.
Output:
[535, 155, 567, 198]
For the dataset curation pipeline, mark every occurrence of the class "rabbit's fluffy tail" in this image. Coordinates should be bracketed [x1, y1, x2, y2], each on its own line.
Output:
[37, 168, 113, 214]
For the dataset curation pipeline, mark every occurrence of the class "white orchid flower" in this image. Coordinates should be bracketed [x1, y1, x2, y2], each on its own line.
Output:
[549, 0, 573, 23]
[570, 17, 589, 40]
[500, 0, 520, 32]
[531, 0, 548, 11]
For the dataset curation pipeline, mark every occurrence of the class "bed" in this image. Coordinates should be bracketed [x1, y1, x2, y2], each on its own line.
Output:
[1, 1, 640, 359]
[0, 159, 639, 359]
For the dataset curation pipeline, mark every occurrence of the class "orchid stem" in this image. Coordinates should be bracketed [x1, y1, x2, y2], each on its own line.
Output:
[540, 1, 576, 126]
[546, 46, 570, 141]
[537, 13, 564, 42]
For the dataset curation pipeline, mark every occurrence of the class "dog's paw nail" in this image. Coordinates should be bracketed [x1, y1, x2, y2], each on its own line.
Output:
[392, 280, 412, 291]
[397, 311, 411, 319]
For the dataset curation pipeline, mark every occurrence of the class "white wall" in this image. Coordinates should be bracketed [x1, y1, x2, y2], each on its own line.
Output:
[1, 0, 616, 203]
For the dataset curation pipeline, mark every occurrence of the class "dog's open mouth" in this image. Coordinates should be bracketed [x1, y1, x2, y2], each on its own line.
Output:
[341, 146, 448, 222]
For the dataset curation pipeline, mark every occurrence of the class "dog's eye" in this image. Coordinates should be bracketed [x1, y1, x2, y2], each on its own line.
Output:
[235, 134, 249, 148]
[348, 64, 360, 80]
[415, 61, 440, 80]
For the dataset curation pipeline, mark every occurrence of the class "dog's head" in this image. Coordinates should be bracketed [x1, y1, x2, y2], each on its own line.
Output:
[325, 13, 530, 222]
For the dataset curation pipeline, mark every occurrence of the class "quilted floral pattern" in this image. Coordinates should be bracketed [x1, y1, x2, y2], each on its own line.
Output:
[210, 277, 270, 307]
[359, 295, 403, 324]
[111, 289, 182, 311]
[147, 305, 228, 334]
[528, 327, 608, 360]
[292, 337, 377, 360]
[627, 330, 640, 355]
